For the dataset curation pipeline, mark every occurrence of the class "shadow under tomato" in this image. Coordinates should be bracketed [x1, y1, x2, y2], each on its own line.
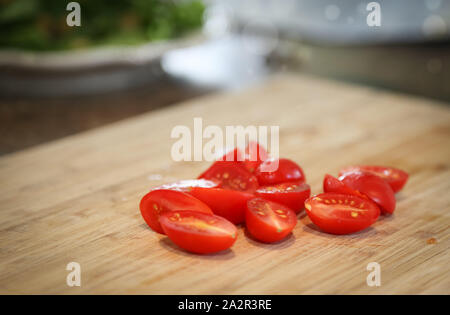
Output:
[376, 213, 395, 222]
[158, 237, 236, 260]
[395, 192, 407, 202]
[297, 210, 307, 220]
[243, 228, 296, 250]
[140, 223, 153, 231]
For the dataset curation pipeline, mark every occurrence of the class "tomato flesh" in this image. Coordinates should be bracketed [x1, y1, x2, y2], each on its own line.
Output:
[339, 165, 408, 193]
[198, 161, 259, 193]
[243, 141, 269, 173]
[323, 174, 367, 199]
[304, 193, 380, 235]
[160, 211, 237, 254]
[255, 158, 306, 186]
[139, 189, 213, 234]
[152, 179, 219, 192]
[188, 187, 254, 224]
[255, 182, 310, 213]
[246, 198, 297, 243]
[339, 171, 396, 214]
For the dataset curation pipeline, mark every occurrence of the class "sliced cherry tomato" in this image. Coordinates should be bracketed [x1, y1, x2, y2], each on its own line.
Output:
[243, 141, 269, 173]
[160, 211, 237, 254]
[323, 174, 367, 199]
[198, 161, 259, 193]
[246, 198, 297, 243]
[304, 193, 380, 235]
[152, 179, 219, 192]
[339, 165, 408, 193]
[140, 189, 213, 234]
[339, 171, 396, 214]
[188, 187, 254, 224]
[218, 147, 243, 162]
[255, 158, 306, 186]
[255, 182, 310, 213]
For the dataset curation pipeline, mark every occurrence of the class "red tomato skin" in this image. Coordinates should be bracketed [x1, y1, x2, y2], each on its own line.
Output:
[188, 187, 254, 224]
[323, 174, 368, 199]
[139, 189, 213, 234]
[160, 211, 237, 254]
[255, 182, 310, 213]
[218, 147, 243, 162]
[255, 158, 306, 186]
[304, 193, 380, 235]
[339, 166, 408, 193]
[243, 141, 269, 173]
[198, 161, 259, 193]
[339, 171, 396, 214]
[246, 198, 297, 243]
[152, 179, 220, 192]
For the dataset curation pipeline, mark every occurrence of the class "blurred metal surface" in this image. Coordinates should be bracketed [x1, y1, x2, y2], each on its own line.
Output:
[0, 35, 204, 97]
[209, 0, 450, 44]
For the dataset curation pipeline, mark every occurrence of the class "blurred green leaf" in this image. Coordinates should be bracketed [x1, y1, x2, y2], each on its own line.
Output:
[0, 0, 204, 51]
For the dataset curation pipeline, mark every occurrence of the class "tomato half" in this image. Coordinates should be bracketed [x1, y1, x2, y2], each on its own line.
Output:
[160, 211, 237, 254]
[339, 165, 408, 193]
[243, 141, 269, 173]
[152, 179, 220, 192]
[255, 182, 310, 213]
[304, 193, 380, 235]
[188, 187, 254, 224]
[246, 198, 297, 243]
[140, 189, 213, 234]
[218, 147, 243, 162]
[255, 158, 306, 186]
[198, 161, 259, 193]
[323, 174, 367, 199]
[339, 171, 396, 214]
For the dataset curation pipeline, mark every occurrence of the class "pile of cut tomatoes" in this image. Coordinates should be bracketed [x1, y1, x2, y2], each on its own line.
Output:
[139, 142, 408, 254]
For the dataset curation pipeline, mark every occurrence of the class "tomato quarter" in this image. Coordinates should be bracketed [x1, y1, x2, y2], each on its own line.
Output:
[323, 174, 367, 199]
[152, 179, 219, 192]
[304, 193, 380, 235]
[188, 187, 254, 224]
[339, 165, 408, 193]
[160, 211, 238, 254]
[246, 198, 297, 243]
[198, 161, 259, 193]
[243, 141, 269, 173]
[255, 158, 306, 186]
[218, 147, 243, 162]
[140, 189, 213, 234]
[255, 182, 310, 213]
[339, 171, 396, 214]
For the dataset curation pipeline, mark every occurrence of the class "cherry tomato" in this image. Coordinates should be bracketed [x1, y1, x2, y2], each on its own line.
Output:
[218, 147, 243, 162]
[243, 141, 269, 173]
[246, 198, 297, 243]
[255, 182, 310, 213]
[189, 187, 254, 224]
[255, 158, 306, 186]
[304, 193, 380, 235]
[140, 189, 213, 234]
[323, 174, 367, 199]
[198, 161, 259, 193]
[152, 179, 219, 192]
[339, 171, 396, 214]
[160, 211, 237, 254]
[339, 165, 408, 193]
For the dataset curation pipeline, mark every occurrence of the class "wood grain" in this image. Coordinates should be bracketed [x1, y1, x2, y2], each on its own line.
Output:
[0, 74, 449, 294]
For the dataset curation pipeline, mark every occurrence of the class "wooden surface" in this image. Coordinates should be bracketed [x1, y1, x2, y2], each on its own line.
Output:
[0, 74, 449, 294]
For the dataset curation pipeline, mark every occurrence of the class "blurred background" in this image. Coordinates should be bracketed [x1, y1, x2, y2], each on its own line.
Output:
[0, 0, 449, 155]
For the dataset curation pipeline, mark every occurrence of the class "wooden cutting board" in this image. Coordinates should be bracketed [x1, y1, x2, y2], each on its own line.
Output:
[1, 74, 449, 294]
